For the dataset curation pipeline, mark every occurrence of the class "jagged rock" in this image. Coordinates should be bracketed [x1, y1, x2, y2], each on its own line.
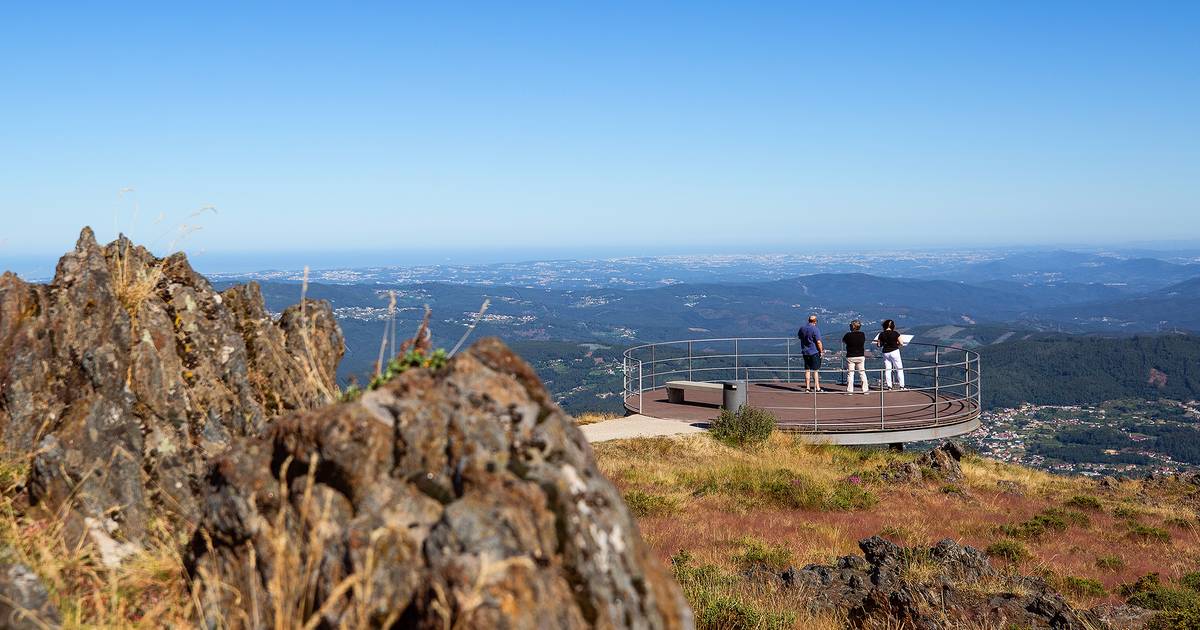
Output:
[780, 536, 1102, 628]
[881, 461, 924, 483]
[186, 337, 692, 629]
[0, 228, 341, 554]
[915, 442, 964, 482]
[0, 562, 61, 629]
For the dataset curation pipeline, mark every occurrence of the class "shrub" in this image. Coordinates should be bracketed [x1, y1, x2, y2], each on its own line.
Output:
[1122, 574, 1198, 610]
[1000, 508, 1085, 540]
[826, 482, 879, 511]
[1128, 523, 1172, 544]
[1113, 505, 1142, 520]
[1065, 495, 1102, 511]
[731, 537, 793, 570]
[1060, 575, 1106, 598]
[1182, 572, 1200, 594]
[624, 490, 680, 517]
[709, 405, 777, 447]
[986, 539, 1029, 563]
[1096, 554, 1126, 571]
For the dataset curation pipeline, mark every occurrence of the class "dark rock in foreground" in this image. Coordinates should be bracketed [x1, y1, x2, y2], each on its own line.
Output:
[780, 536, 1115, 629]
[187, 337, 691, 629]
[0, 228, 342, 559]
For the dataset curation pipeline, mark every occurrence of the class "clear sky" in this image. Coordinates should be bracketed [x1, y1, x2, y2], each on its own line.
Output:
[1, 2, 1198, 270]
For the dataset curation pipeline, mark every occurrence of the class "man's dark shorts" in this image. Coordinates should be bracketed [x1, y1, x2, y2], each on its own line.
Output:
[803, 353, 822, 370]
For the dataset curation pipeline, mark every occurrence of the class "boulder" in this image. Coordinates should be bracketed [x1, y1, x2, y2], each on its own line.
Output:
[0, 228, 342, 555]
[915, 441, 964, 482]
[186, 337, 692, 629]
[780, 536, 1102, 628]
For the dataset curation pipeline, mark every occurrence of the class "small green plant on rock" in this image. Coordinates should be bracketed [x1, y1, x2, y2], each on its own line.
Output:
[709, 405, 776, 447]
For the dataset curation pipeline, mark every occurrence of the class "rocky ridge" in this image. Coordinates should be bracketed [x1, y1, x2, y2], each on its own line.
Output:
[0, 228, 343, 561]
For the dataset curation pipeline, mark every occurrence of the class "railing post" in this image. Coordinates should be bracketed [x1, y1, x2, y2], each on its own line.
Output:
[786, 338, 792, 383]
[880, 386, 886, 430]
[688, 341, 693, 381]
[638, 360, 644, 413]
[813, 389, 818, 431]
[650, 345, 656, 390]
[934, 346, 940, 425]
[733, 339, 739, 382]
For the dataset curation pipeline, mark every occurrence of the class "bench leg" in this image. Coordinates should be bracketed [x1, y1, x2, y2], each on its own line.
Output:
[667, 388, 684, 404]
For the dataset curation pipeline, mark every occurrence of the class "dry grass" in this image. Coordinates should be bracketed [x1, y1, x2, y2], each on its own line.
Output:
[595, 433, 1200, 625]
[0, 457, 194, 628]
[573, 411, 620, 425]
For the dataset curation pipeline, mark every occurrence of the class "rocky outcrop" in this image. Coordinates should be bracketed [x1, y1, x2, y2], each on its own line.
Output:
[186, 337, 692, 629]
[779, 536, 1103, 629]
[882, 441, 966, 484]
[0, 228, 342, 556]
[0, 562, 60, 629]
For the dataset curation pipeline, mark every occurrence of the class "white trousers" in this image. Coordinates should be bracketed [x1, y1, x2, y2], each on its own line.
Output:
[883, 350, 905, 388]
[846, 356, 868, 392]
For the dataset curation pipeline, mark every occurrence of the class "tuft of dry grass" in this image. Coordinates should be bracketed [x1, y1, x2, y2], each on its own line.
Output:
[574, 411, 620, 426]
[0, 456, 194, 628]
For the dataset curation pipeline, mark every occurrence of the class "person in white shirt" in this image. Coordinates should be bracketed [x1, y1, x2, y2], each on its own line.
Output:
[874, 319, 905, 390]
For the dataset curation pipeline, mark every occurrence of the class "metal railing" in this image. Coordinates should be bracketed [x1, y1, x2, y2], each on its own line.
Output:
[621, 337, 981, 432]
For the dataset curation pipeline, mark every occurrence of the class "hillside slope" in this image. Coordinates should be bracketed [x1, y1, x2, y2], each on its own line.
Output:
[596, 433, 1200, 629]
[980, 334, 1200, 407]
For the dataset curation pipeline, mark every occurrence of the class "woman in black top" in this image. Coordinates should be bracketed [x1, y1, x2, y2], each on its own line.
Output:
[842, 320, 868, 393]
[875, 319, 905, 389]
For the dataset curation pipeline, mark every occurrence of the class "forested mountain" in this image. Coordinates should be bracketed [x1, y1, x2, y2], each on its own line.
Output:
[979, 334, 1200, 408]
[1028, 277, 1200, 332]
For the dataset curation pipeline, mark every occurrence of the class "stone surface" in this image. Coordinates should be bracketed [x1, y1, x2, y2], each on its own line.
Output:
[186, 337, 693, 629]
[0, 562, 61, 629]
[881, 441, 966, 484]
[0, 228, 342, 554]
[778, 536, 1107, 629]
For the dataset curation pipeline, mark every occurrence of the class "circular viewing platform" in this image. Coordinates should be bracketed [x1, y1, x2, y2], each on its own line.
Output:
[622, 337, 981, 445]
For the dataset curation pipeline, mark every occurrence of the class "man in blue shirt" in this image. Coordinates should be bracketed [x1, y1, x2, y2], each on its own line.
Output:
[797, 314, 825, 392]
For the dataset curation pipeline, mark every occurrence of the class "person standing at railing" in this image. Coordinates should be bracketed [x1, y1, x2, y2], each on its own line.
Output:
[842, 320, 869, 394]
[874, 319, 906, 390]
[797, 314, 825, 392]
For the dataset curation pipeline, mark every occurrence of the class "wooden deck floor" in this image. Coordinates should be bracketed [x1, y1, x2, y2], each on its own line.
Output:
[624, 382, 978, 433]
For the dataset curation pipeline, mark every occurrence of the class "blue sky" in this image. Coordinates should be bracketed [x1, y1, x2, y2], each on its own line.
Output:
[1, 2, 1197, 271]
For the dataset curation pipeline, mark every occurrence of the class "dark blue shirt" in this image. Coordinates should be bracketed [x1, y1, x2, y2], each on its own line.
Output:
[798, 323, 822, 355]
